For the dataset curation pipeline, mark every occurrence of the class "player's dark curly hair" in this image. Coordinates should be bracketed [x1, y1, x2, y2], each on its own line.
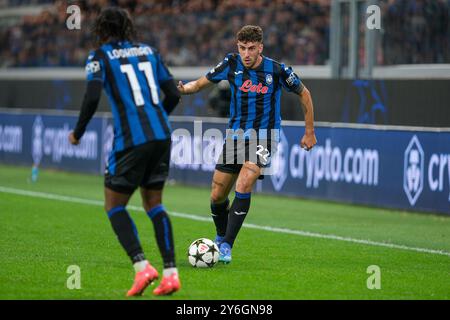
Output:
[236, 25, 263, 43]
[92, 7, 136, 46]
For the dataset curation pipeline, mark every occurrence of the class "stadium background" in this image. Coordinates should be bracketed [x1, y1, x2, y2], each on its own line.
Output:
[0, 0, 449, 300]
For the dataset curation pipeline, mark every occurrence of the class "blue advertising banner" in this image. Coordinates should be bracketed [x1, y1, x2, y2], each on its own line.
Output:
[168, 120, 450, 215]
[1, 110, 449, 214]
[259, 125, 450, 215]
[0, 112, 105, 174]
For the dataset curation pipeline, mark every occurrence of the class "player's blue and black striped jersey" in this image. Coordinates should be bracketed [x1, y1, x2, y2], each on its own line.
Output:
[85, 41, 173, 152]
[206, 53, 303, 133]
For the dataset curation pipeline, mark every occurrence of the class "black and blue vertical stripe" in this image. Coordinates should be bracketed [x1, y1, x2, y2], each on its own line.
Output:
[206, 53, 300, 139]
[92, 42, 172, 155]
[147, 204, 172, 251]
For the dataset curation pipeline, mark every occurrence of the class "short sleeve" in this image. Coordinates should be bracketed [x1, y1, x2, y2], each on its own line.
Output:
[205, 54, 231, 83]
[279, 64, 303, 94]
[85, 50, 105, 82]
[156, 53, 173, 83]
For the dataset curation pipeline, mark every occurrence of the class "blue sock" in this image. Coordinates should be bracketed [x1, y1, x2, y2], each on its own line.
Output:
[107, 206, 144, 263]
[147, 205, 176, 268]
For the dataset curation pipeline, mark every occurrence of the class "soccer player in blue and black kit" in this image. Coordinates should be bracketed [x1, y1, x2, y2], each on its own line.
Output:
[68, 8, 181, 296]
[178, 25, 317, 263]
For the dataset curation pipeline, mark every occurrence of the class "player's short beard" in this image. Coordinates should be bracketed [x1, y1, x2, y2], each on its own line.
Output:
[246, 55, 260, 69]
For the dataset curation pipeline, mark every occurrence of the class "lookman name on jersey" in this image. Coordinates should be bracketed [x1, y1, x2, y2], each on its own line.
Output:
[106, 46, 154, 60]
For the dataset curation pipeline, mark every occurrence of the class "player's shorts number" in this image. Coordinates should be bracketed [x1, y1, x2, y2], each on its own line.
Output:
[120, 62, 159, 107]
[256, 144, 270, 165]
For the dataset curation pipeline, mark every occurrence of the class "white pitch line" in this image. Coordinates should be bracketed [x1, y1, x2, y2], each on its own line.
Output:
[1, 186, 449, 257]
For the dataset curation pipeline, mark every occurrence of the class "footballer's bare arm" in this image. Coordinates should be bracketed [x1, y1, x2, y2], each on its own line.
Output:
[298, 85, 317, 151]
[177, 76, 214, 95]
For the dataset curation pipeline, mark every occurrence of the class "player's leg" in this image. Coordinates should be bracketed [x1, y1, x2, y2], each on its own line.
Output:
[141, 187, 174, 268]
[139, 139, 180, 295]
[105, 188, 159, 297]
[105, 145, 158, 296]
[210, 169, 238, 244]
[104, 187, 143, 264]
[140, 185, 179, 294]
[220, 161, 261, 263]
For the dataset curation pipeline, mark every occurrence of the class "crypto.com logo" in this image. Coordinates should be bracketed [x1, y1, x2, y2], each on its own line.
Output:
[31, 116, 98, 163]
[403, 136, 424, 206]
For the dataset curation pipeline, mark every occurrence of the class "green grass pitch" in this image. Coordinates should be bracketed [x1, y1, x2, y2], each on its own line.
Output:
[0, 164, 449, 299]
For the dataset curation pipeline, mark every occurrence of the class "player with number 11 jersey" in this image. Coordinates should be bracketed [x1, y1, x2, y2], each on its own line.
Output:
[69, 7, 181, 296]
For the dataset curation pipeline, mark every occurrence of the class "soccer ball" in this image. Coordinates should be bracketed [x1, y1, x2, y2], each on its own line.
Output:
[188, 238, 219, 268]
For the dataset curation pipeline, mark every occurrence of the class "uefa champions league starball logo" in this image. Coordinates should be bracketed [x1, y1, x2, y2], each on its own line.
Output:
[403, 135, 424, 206]
[270, 130, 288, 191]
[32, 116, 43, 166]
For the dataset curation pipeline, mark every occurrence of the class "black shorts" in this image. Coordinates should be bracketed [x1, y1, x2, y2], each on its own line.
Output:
[105, 139, 171, 194]
[215, 138, 277, 178]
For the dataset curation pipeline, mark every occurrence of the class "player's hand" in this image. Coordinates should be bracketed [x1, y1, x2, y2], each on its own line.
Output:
[68, 132, 80, 145]
[177, 81, 186, 94]
[300, 131, 316, 151]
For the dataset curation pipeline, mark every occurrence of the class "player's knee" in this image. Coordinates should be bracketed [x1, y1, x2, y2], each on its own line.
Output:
[142, 196, 162, 211]
[210, 189, 227, 204]
[143, 199, 161, 213]
[104, 201, 115, 213]
[104, 203, 122, 214]
[141, 193, 161, 212]
[235, 179, 253, 193]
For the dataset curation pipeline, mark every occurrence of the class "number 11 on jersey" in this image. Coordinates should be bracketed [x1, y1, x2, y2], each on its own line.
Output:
[120, 62, 160, 107]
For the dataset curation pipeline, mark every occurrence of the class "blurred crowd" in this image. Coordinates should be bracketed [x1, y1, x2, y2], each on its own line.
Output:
[0, 0, 330, 67]
[0, 0, 448, 67]
[380, 0, 450, 64]
[0, 0, 52, 7]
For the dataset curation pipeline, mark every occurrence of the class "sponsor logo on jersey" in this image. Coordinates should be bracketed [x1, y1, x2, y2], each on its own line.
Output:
[239, 80, 269, 94]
